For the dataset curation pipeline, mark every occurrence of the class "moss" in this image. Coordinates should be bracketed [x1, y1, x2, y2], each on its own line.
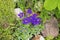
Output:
[0, 0, 16, 26]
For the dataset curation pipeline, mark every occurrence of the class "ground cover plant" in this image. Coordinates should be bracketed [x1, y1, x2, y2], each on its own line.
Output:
[0, 0, 60, 40]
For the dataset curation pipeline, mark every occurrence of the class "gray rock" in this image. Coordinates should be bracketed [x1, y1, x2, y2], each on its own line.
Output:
[41, 16, 59, 37]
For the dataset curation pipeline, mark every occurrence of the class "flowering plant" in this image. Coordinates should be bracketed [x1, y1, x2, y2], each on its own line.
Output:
[14, 8, 44, 40]
[0, 0, 60, 40]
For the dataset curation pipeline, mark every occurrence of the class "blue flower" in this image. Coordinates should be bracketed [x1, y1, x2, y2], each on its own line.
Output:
[31, 17, 41, 25]
[36, 17, 41, 23]
[18, 12, 24, 18]
[29, 16, 36, 20]
[27, 9, 32, 14]
[29, 14, 37, 21]
[32, 13, 37, 17]
[22, 17, 31, 24]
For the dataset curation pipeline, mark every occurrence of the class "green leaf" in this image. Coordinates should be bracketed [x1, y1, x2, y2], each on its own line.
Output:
[46, 35, 54, 40]
[58, 0, 60, 10]
[44, 0, 58, 10]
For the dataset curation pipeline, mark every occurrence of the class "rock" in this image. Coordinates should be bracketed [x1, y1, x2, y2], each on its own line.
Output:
[41, 16, 59, 38]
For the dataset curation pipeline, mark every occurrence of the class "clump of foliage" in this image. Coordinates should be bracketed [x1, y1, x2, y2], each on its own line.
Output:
[0, 0, 60, 40]
[44, 0, 60, 19]
[0, 0, 15, 40]
[0, 0, 44, 40]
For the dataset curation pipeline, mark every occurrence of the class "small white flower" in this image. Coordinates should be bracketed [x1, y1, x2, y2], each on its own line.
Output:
[14, 8, 23, 17]
[14, 8, 24, 20]
[14, 8, 23, 14]
[40, 35, 45, 40]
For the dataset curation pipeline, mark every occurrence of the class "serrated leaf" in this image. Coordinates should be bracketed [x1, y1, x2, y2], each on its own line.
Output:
[44, 0, 58, 10]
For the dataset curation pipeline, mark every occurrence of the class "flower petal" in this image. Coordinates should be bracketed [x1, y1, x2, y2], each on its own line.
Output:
[27, 9, 32, 14]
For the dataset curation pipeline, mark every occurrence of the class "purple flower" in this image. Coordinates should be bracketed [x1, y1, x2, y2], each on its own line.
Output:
[27, 9, 32, 14]
[22, 17, 31, 24]
[36, 17, 41, 23]
[29, 14, 37, 21]
[31, 17, 41, 25]
[29, 16, 36, 20]
[32, 14, 37, 17]
[18, 12, 24, 18]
